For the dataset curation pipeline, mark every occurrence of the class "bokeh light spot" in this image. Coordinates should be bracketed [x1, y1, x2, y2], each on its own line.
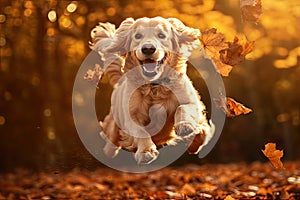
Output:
[106, 7, 116, 16]
[0, 37, 6, 47]
[48, 10, 57, 22]
[44, 109, 52, 117]
[276, 47, 288, 57]
[46, 27, 56, 37]
[74, 93, 84, 106]
[59, 16, 72, 28]
[67, 2, 78, 13]
[4, 91, 12, 101]
[0, 116, 5, 125]
[275, 79, 292, 91]
[24, 1, 34, 9]
[276, 113, 290, 123]
[24, 9, 32, 17]
[31, 75, 40, 86]
[75, 16, 85, 26]
[47, 129, 56, 140]
[0, 14, 6, 23]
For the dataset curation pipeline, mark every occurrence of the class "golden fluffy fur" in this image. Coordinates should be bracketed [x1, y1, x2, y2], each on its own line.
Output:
[91, 17, 214, 164]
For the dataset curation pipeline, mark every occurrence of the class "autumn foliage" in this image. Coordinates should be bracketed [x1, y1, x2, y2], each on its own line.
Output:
[200, 28, 233, 76]
[262, 143, 284, 169]
[240, 0, 262, 23]
[199, 6, 255, 118]
[1, 162, 299, 199]
[200, 28, 254, 77]
[199, 1, 289, 168]
[214, 93, 252, 118]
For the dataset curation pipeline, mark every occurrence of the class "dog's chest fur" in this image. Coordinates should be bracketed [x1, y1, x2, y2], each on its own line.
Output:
[141, 84, 171, 100]
[129, 84, 179, 138]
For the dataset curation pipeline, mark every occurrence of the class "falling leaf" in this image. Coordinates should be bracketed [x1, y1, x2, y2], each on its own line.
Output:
[199, 28, 233, 76]
[226, 97, 252, 117]
[213, 91, 252, 117]
[83, 64, 103, 84]
[200, 29, 253, 76]
[220, 37, 254, 66]
[262, 143, 284, 169]
[240, 0, 262, 23]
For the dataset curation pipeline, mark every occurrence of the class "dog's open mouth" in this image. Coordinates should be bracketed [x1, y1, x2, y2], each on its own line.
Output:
[139, 58, 165, 77]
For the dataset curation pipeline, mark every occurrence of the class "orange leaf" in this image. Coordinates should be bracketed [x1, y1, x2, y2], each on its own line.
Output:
[84, 64, 103, 83]
[226, 97, 252, 117]
[179, 183, 196, 196]
[225, 195, 236, 200]
[240, 0, 262, 23]
[220, 37, 254, 66]
[262, 143, 284, 169]
[213, 92, 252, 117]
[199, 28, 232, 76]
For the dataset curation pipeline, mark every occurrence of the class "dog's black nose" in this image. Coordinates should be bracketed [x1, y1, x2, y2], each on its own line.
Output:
[141, 44, 156, 55]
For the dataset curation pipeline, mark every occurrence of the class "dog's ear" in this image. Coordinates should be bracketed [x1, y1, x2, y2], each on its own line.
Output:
[167, 18, 201, 57]
[90, 22, 116, 52]
[104, 18, 135, 56]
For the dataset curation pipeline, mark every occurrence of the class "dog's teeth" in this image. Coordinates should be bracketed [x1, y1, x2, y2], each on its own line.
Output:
[140, 57, 165, 77]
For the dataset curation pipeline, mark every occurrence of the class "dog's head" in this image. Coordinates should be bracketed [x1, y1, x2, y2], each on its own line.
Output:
[104, 17, 201, 81]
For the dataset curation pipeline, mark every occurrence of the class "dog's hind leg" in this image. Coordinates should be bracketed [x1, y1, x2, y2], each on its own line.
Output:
[174, 102, 206, 137]
[174, 102, 215, 154]
[185, 119, 215, 154]
[99, 112, 121, 158]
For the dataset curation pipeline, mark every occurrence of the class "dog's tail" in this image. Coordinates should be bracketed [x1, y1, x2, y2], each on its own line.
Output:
[90, 23, 123, 86]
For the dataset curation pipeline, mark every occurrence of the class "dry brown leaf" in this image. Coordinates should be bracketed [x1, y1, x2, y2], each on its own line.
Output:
[179, 183, 196, 195]
[84, 64, 103, 84]
[262, 143, 284, 169]
[213, 92, 252, 117]
[226, 97, 252, 117]
[280, 189, 291, 199]
[220, 37, 254, 66]
[225, 195, 236, 200]
[199, 28, 233, 76]
[240, 0, 262, 23]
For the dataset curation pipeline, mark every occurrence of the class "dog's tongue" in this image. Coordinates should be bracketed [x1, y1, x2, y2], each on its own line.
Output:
[143, 63, 157, 72]
[142, 59, 157, 72]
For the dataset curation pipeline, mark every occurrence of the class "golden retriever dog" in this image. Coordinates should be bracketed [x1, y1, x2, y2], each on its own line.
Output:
[90, 17, 214, 164]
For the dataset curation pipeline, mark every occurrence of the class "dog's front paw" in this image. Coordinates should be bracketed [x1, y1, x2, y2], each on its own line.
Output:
[134, 147, 159, 165]
[175, 122, 195, 137]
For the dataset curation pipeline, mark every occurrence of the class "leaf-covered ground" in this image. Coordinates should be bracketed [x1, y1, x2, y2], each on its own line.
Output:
[0, 162, 300, 199]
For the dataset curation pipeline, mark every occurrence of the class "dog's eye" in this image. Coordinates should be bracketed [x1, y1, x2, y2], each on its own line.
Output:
[158, 33, 166, 39]
[135, 33, 142, 39]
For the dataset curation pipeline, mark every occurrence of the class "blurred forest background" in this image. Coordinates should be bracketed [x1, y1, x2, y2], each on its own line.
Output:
[0, 0, 300, 171]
